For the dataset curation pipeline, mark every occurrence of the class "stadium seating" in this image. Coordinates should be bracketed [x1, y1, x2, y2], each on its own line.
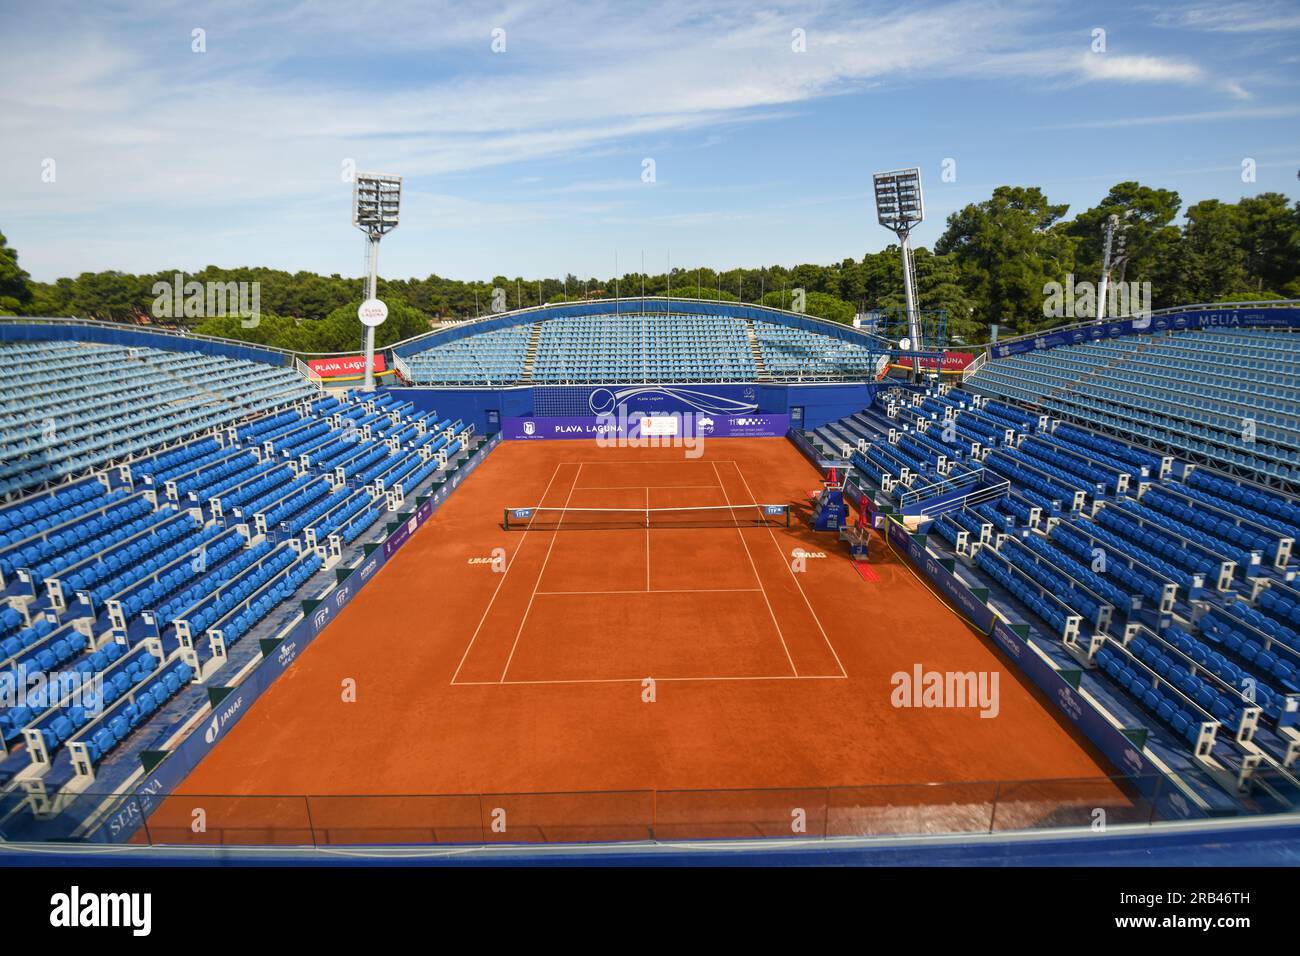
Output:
[831, 336, 1300, 794]
[0, 333, 486, 817]
[0, 341, 316, 499]
[967, 328, 1300, 484]
[404, 311, 886, 384]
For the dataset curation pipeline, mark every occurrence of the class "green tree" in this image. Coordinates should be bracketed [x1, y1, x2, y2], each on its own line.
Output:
[1235, 193, 1300, 296]
[760, 289, 855, 324]
[669, 285, 738, 302]
[0, 231, 33, 314]
[935, 185, 1075, 335]
[1065, 181, 1182, 294]
[1178, 200, 1250, 303]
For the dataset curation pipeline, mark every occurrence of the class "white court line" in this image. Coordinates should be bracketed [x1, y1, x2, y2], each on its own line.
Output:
[498, 463, 584, 682]
[575, 484, 724, 491]
[555, 460, 743, 467]
[711, 460, 798, 677]
[535, 588, 764, 596]
[645, 486, 650, 591]
[449, 461, 565, 685]
[727, 458, 848, 678]
[455, 674, 849, 687]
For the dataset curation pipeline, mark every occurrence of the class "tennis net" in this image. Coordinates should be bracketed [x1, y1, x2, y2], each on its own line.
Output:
[503, 503, 792, 531]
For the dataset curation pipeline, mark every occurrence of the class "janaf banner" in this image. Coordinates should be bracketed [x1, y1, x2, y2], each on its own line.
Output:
[503, 412, 790, 440]
[991, 307, 1300, 359]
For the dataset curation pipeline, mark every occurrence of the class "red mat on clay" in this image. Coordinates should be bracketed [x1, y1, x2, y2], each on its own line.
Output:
[155, 438, 1129, 842]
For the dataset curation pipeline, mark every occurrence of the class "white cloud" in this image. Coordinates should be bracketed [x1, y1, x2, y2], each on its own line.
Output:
[1076, 52, 1203, 84]
[1153, 3, 1300, 34]
[0, 0, 1274, 279]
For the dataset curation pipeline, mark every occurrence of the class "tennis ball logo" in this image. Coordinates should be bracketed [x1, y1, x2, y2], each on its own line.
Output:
[588, 389, 617, 416]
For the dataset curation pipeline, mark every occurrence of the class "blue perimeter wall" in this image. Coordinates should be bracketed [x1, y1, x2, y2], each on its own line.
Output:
[389, 382, 884, 434]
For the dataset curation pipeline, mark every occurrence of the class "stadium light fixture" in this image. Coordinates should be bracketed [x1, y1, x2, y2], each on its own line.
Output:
[352, 172, 402, 391]
[1096, 211, 1132, 324]
[872, 167, 925, 380]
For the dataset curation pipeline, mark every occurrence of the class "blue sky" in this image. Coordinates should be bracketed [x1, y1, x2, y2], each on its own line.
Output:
[2, 0, 1298, 283]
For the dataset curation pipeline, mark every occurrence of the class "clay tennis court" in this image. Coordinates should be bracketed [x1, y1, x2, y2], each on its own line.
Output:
[147, 437, 1133, 843]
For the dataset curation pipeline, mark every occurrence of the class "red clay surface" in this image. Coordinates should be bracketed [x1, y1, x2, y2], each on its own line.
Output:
[155, 438, 1129, 843]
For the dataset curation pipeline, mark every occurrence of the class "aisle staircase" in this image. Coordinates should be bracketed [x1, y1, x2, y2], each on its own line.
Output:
[520, 322, 542, 383]
[744, 319, 770, 381]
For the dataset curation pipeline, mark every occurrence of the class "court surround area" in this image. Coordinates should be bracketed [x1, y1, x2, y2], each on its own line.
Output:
[152, 438, 1127, 842]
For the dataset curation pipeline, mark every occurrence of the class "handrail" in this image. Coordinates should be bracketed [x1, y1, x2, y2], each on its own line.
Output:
[961, 351, 988, 382]
[972, 299, 1300, 352]
[392, 353, 413, 384]
[0, 315, 300, 359]
[386, 296, 891, 356]
[1, 299, 891, 364]
[899, 468, 986, 508]
[10, 297, 1297, 369]
[294, 357, 324, 390]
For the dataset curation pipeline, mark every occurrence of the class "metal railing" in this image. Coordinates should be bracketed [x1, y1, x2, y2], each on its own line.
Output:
[961, 351, 988, 382]
[972, 299, 1300, 352]
[391, 352, 413, 384]
[294, 357, 324, 390]
[917, 479, 1011, 518]
[6, 773, 1223, 847]
[898, 468, 986, 509]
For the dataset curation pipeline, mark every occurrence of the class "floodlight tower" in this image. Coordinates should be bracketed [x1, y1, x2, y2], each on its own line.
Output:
[352, 172, 402, 391]
[873, 167, 925, 380]
[1096, 212, 1130, 324]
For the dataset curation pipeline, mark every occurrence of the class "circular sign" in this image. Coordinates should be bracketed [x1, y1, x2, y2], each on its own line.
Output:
[358, 298, 389, 327]
[898, 337, 912, 351]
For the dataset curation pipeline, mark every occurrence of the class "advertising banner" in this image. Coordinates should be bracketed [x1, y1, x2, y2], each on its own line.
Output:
[916, 351, 974, 372]
[990, 308, 1300, 360]
[532, 383, 761, 417]
[502, 413, 790, 440]
[307, 354, 386, 378]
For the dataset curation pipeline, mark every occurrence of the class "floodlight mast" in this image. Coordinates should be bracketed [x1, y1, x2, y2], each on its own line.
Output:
[352, 173, 402, 391]
[872, 168, 925, 380]
[1096, 212, 1132, 324]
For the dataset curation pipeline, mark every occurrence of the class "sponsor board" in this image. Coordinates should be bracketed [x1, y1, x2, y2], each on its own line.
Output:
[640, 415, 679, 437]
[915, 351, 975, 372]
[502, 413, 790, 440]
[990, 308, 1300, 360]
[533, 384, 760, 417]
[886, 520, 996, 634]
[307, 354, 386, 378]
[102, 433, 501, 842]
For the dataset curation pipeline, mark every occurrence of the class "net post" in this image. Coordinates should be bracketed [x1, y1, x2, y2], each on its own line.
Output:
[503, 508, 509, 531]
[785, 506, 791, 528]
